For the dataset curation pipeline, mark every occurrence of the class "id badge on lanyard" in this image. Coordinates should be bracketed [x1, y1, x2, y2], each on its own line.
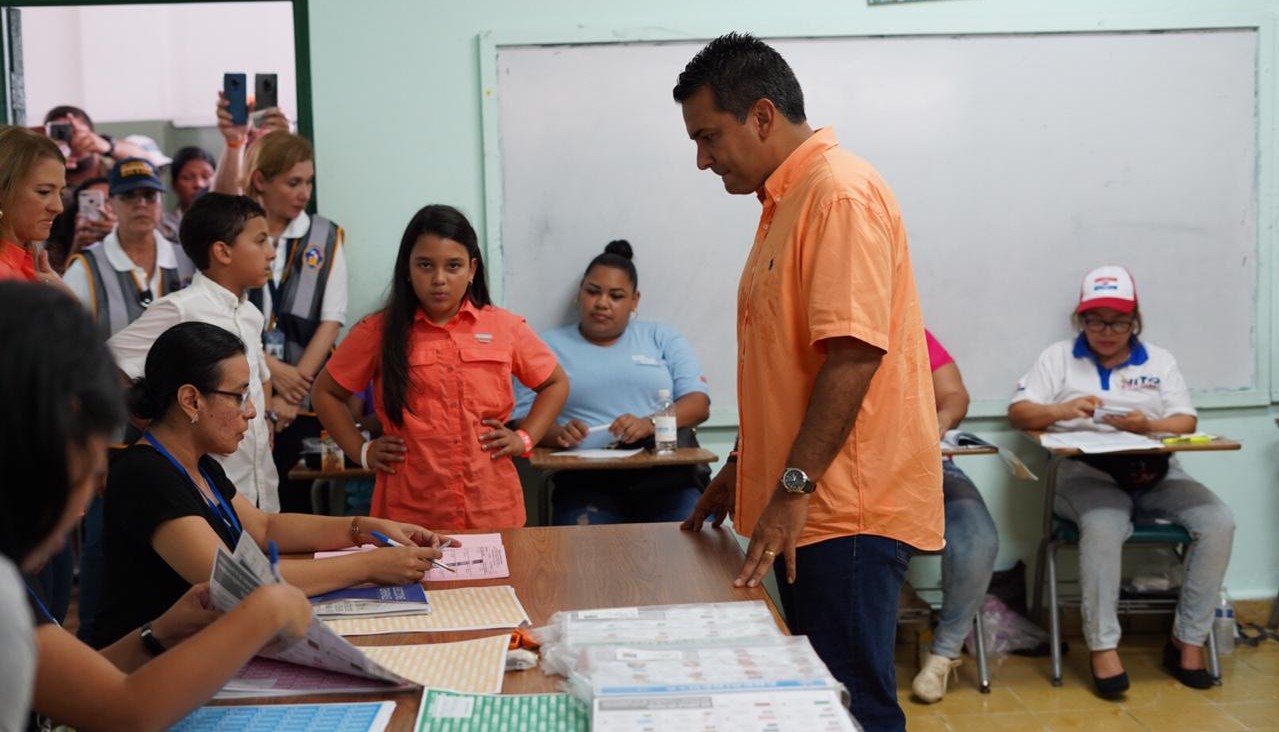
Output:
[265, 328, 286, 360]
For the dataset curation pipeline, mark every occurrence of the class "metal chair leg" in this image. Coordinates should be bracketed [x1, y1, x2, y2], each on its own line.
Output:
[1046, 539, 1063, 686]
[1206, 623, 1222, 684]
[973, 612, 991, 693]
[1031, 538, 1048, 621]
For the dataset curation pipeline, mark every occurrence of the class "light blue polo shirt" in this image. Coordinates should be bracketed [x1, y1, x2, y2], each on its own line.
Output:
[513, 321, 710, 450]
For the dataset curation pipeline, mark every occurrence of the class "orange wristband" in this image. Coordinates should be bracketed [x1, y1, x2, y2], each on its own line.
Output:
[226, 137, 245, 149]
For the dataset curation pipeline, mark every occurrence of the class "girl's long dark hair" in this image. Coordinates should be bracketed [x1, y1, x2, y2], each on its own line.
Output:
[381, 204, 491, 427]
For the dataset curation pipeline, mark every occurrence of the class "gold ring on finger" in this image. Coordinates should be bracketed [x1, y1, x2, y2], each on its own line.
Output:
[762, 549, 776, 558]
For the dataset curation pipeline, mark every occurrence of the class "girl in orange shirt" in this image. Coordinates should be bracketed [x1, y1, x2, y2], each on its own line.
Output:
[313, 205, 568, 530]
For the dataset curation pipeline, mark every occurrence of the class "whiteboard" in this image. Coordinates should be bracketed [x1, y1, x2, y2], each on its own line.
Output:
[495, 30, 1258, 415]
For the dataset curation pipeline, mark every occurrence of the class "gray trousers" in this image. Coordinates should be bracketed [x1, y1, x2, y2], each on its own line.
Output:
[1053, 458, 1234, 650]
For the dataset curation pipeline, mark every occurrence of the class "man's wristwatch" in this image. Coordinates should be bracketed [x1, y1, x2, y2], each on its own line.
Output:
[139, 622, 167, 656]
[780, 467, 816, 495]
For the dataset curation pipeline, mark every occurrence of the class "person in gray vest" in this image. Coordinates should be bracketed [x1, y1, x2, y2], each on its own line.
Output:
[241, 132, 347, 513]
[62, 157, 197, 645]
[64, 157, 196, 338]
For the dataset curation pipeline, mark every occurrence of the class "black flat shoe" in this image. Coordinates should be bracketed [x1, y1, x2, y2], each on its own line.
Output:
[1162, 641, 1216, 690]
[1090, 667, 1130, 699]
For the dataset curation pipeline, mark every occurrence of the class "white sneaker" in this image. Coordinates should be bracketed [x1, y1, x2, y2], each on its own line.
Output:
[912, 653, 962, 703]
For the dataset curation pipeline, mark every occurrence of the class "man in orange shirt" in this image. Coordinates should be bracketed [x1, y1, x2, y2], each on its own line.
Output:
[676, 33, 943, 731]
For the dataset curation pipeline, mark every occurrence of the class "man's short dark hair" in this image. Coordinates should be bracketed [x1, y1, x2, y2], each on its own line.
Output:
[179, 192, 266, 271]
[44, 105, 93, 128]
[673, 32, 806, 124]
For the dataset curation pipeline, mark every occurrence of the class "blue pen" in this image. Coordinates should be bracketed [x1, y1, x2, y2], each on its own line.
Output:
[370, 530, 455, 573]
[268, 540, 283, 583]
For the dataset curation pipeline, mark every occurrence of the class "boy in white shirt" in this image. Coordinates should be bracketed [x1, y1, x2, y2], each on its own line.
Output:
[109, 193, 281, 511]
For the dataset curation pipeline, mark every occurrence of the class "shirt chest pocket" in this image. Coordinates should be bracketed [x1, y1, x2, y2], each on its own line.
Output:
[458, 345, 514, 415]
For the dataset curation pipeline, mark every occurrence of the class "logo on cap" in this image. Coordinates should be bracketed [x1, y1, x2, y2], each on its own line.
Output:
[118, 160, 154, 179]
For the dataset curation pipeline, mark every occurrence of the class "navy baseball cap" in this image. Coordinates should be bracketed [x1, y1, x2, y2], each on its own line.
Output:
[108, 157, 166, 196]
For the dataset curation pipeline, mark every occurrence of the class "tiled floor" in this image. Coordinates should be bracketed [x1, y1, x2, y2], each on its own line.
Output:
[898, 634, 1279, 731]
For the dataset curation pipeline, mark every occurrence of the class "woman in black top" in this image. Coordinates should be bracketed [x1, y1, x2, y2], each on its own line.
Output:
[0, 283, 315, 732]
[95, 322, 454, 647]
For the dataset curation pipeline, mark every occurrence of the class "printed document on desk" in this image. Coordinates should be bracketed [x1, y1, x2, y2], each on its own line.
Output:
[592, 689, 858, 732]
[1040, 430, 1164, 454]
[209, 534, 410, 687]
[427, 532, 509, 581]
[311, 582, 432, 618]
[325, 585, 529, 636]
[552, 448, 643, 459]
[361, 635, 510, 694]
[215, 657, 407, 699]
[415, 690, 588, 732]
[173, 701, 395, 732]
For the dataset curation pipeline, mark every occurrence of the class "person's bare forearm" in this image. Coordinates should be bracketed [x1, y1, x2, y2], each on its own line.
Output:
[783, 338, 883, 483]
[675, 392, 710, 429]
[297, 322, 341, 379]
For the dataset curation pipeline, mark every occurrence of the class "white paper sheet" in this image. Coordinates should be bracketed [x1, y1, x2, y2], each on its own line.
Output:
[551, 448, 643, 459]
[1040, 430, 1164, 454]
[592, 689, 859, 732]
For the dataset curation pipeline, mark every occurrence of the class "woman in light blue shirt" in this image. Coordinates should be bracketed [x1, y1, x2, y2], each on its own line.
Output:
[514, 240, 711, 525]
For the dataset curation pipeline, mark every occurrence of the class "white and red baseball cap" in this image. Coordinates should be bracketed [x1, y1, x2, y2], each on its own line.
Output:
[1076, 265, 1137, 314]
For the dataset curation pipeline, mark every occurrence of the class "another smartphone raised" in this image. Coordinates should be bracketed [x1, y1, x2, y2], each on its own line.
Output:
[223, 73, 248, 126]
[78, 189, 105, 223]
[45, 122, 73, 144]
[254, 73, 278, 111]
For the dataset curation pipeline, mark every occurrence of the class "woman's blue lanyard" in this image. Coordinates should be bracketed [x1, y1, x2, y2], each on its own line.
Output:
[24, 582, 60, 627]
[142, 433, 243, 543]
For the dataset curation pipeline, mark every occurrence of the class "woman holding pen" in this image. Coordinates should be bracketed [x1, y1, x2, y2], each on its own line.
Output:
[93, 322, 453, 649]
[1007, 265, 1235, 698]
[0, 283, 314, 732]
[511, 240, 712, 525]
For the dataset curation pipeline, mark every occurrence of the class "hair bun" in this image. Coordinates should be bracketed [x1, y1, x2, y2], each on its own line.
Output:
[604, 239, 633, 260]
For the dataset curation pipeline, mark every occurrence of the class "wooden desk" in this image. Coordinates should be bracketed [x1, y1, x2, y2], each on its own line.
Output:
[224, 523, 780, 730]
[529, 446, 718, 471]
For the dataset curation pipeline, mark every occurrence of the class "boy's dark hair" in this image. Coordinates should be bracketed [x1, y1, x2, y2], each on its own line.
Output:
[583, 239, 638, 290]
[179, 192, 266, 270]
[672, 32, 806, 124]
[128, 323, 247, 421]
[0, 283, 124, 565]
[170, 146, 217, 186]
[381, 204, 492, 427]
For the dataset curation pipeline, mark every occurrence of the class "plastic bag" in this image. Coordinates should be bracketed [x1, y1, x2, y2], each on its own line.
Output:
[965, 595, 1049, 658]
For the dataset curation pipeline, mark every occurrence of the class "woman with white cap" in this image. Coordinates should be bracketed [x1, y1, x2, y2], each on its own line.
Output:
[1007, 265, 1234, 699]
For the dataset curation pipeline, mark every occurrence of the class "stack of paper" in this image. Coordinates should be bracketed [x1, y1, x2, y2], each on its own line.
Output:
[532, 601, 859, 732]
[314, 534, 511, 582]
[310, 582, 432, 618]
[361, 635, 510, 694]
[324, 585, 529, 636]
[1040, 430, 1164, 454]
[550, 448, 643, 459]
[209, 534, 414, 697]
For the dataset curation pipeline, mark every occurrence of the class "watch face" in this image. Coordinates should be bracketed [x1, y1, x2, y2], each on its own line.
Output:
[782, 468, 811, 493]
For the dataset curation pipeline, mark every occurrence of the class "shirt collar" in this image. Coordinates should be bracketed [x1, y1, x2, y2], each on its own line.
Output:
[191, 271, 249, 309]
[1072, 331, 1149, 367]
[103, 230, 178, 273]
[413, 297, 482, 328]
[281, 211, 311, 241]
[758, 127, 840, 204]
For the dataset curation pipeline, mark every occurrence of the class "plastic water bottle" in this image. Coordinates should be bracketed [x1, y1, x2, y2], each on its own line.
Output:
[654, 389, 677, 455]
[1213, 589, 1236, 656]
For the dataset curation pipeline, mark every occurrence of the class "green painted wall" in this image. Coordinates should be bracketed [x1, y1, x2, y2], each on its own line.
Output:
[306, 0, 1279, 600]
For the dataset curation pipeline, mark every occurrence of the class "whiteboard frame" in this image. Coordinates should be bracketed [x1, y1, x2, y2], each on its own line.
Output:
[478, 12, 1275, 423]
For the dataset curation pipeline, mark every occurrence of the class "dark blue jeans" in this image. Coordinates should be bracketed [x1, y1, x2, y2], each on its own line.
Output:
[776, 533, 914, 732]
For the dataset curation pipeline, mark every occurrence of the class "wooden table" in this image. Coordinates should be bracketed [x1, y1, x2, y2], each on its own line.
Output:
[529, 446, 719, 470]
[223, 523, 782, 730]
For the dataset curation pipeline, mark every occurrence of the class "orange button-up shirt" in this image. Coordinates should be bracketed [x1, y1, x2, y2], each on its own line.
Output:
[0, 241, 36, 282]
[326, 300, 557, 530]
[736, 128, 943, 551]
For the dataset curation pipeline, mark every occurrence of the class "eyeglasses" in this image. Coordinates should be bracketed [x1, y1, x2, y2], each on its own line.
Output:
[1082, 318, 1134, 335]
[205, 389, 252, 411]
[115, 189, 161, 204]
